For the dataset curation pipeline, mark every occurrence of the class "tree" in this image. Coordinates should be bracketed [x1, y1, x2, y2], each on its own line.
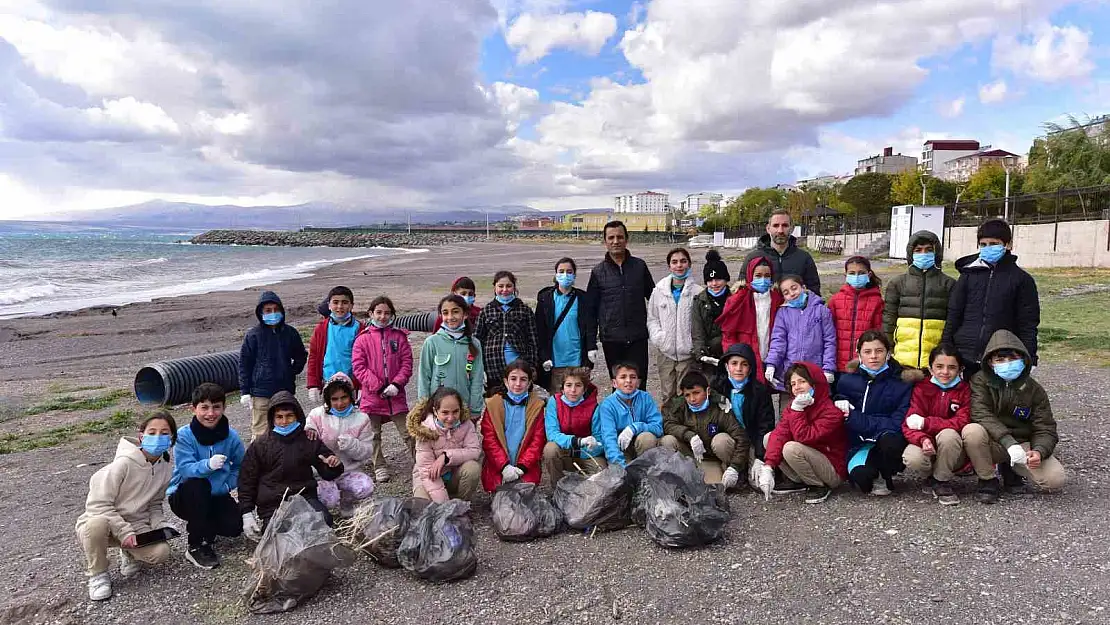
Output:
[964, 162, 1023, 201]
[839, 172, 893, 215]
[892, 170, 960, 206]
[737, 187, 787, 223]
[1024, 115, 1110, 193]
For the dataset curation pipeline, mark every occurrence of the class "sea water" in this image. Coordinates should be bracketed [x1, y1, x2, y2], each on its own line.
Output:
[0, 222, 414, 319]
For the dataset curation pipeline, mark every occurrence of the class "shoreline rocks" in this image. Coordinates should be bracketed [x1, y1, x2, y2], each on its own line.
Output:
[188, 229, 609, 248]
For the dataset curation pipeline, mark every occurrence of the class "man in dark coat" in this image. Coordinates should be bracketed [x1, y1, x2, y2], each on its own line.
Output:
[742, 209, 822, 296]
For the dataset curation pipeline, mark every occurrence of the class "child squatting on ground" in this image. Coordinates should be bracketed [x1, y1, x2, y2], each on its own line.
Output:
[481, 360, 547, 492]
[542, 367, 607, 485]
[661, 370, 750, 489]
[408, 387, 482, 502]
[597, 362, 664, 467]
[305, 373, 376, 517]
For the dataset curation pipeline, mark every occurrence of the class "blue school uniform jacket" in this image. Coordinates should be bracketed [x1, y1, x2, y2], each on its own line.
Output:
[167, 422, 246, 497]
[596, 390, 664, 467]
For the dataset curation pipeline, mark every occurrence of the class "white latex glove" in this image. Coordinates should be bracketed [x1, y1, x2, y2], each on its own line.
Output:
[689, 435, 706, 461]
[501, 464, 524, 483]
[240, 394, 251, 407]
[699, 356, 720, 367]
[308, 388, 322, 404]
[905, 414, 925, 431]
[542, 360, 554, 372]
[587, 350, 598, 365]
[824, 371, 836, 384]
[242, 512, 261, 540]
[580, 436, 600, 451]
[790, 394, 815, 411]
[834, 400, 854, 416]
[1007, 444, 1028, 466]
[764, 366, 776, 382]
[618, 427, 635, 450]
[337, 434, 356, 451]
[757, 465, 775, 501]
[721, 467, 739, 489]
[381, 384, 400, 398]
[208, 454, 227, 471]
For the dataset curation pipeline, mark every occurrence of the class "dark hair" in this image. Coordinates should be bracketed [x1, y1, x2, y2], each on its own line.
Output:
[139, 410, 178, 446]
[786, 364, 815, 390]
[553, 257, 578, 286]
[928, 342, 964, 369]
[779, 273, 806, 288]
[768, 208, 792, 224]
[323, 376, 355, 408]
[327, 286, 354, 303]
[560, 367, 591, 387]
[603, 220, 628, 238]
[367, 295, 396, 316]
[191, 383, 226, 407]
[679, 370, 709, 391]
[844, 256, 882, 289]
[438, 294, 480, 360]
[502, 359, 535, 382]
[666, 247, 691, 264]
[493, 270, 517, 286]
[452, 276, 476, 292]
[610, 361, 640, 378]
[429, 386, 465, 416]
[855, 329, 893, 353]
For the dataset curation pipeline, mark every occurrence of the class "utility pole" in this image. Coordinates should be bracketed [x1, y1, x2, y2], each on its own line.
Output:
[920, 175, 927, 206]
[486, 211, 490, 240]
[407, 212, 411, 234]
[1003, 166, 1011, 221]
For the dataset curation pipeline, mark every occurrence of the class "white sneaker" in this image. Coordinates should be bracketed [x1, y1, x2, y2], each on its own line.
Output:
[88, 572, 112, 601]
[871, 477, 891, 496]
[374, 468, 391, 483]
[118, 548, 140, 578]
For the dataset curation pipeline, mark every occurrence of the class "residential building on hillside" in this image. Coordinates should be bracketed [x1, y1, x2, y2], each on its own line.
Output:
[682, 192, 724, 215]
[944, 148, 1021, 182]
[613, 191, 669, 213]
[921, 139, 980, 178]
[855, 147, 918, 175]
[794, 174, 853, 188]
[564, 211, 670, 232]
[1046, 114, 1109, 142]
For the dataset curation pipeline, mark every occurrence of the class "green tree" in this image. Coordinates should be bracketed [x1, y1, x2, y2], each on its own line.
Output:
[737, 187, 787, 223]
[891, 170, 958, 206]
[839, 172, 893, 214]
[1024, 115, 1110, 193]
[964, 162, 1023, 201]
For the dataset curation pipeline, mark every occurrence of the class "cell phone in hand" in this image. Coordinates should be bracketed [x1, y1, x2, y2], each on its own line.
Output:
[133, 527, 181, 547]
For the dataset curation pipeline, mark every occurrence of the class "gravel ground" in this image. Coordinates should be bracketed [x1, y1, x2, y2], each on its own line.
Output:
[1, 243, 1107, 625]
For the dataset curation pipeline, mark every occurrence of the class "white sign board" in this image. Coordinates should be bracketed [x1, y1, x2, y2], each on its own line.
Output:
[889, 205, 945, 259]
[713, 231, 725, 246]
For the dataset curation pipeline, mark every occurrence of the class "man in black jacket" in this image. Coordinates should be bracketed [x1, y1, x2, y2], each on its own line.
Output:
[586, 220, 655, 389]
[742, 209, 822, 296]
[942, 219, 1040, 378]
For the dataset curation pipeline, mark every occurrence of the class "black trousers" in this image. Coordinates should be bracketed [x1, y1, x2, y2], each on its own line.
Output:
[168, 478, 243, 547]
[849, 432, 907, 491]
[601, 339, 649, 390]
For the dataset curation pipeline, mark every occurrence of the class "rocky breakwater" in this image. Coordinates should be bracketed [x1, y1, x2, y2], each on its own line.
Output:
[190, 229, 485, 248]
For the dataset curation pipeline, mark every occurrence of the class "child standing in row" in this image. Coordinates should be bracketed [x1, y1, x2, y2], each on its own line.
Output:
[884, 231, 955, 369]
[661, 371, 749, 489]
[597, 362, 663, 467]
[647, 247, 702, 400]
[239, 291, 307, 440]
[481, 361, 547, 491]
[418, 295, 486, 416]
[476, 271, 539, 390]
[718, 256, 782, 383]
[828, 256, 884, 372]
[306, 374, 376, 517]
[691, 249, 731, 366]
[432, 276, 481, 332]
[409, 387, 483, 502]
[765, 275, 836, 390]
[542, 367, 606, 484]
[307, 286, 363, 405]
[535, 258, 597, 392]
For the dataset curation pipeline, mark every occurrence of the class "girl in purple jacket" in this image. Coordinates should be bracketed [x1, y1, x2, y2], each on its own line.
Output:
[764, 274, 837, 391]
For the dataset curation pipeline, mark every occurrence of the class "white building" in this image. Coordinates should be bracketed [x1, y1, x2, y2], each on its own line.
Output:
[855, 147, 918, 175]
[944, 148, 1021, 183]
[682, 192, 724, 215]
[921, 139, 980, 179]
[614, 191, 669, 214]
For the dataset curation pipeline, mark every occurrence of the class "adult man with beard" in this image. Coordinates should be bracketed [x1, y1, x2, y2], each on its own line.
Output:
[743, 209, 822, 296]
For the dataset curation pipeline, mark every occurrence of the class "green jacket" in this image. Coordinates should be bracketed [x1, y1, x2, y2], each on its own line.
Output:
[662, 392, 750, 471]
[691, 290, 726, 359]
[883, 230, 956, 368]
[970, 330, 1057, 458]
[417, 330, 486, 415]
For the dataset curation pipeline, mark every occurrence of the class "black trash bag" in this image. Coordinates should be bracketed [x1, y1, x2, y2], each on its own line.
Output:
[553, 464, 633, 532]
[624, 445, 674, 486]
[397, 499, 477, 582]
[243, 495, 356, 614]
[491, 482, 564, 542]
[354, 497, 430, 568]
[630, 449, 731, 549]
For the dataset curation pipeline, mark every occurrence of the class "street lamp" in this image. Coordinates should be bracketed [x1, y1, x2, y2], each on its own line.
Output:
[920, 174, 927, 206]
[1003, 164, 1012, 221]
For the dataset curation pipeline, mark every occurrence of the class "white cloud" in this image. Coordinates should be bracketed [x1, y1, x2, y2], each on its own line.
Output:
[84, 97, 180, 136]
[992, 22, 1095, 82]
[505, 11, 618, 63]
[979, 79, 1008, 103]
[486, 82, 541, 132]
[941, 97, 966, 118]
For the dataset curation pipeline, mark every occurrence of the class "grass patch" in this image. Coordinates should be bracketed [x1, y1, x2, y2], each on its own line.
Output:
[24, 389, 130, 416]
[1028, 268, 1110, 297]
[0, 409, 136, 454]
[299, 326, 314, 343]
[1038, 292, 1110, 366]
[45, 382, 105, 394]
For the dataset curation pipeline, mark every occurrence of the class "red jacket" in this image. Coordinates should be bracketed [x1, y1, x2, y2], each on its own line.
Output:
[553, 385, 598, 439]
[481, 394, 547, 492]
[350, 324, 414, 416]
[764, 361, 848, 478]
[827, 283, 884, 371]
[903, 378, 971, 447]
[307, 317, 365, 391]
[717, 256, 783, 384]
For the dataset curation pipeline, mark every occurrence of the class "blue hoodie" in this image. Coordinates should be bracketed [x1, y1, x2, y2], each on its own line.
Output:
[167, 420, 246, 497]
[596, 389, 664, 467]
[239, 291, 308, 398]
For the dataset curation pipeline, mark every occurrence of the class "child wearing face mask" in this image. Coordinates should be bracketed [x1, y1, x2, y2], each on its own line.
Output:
[409, 387, 483, 502]
[239, 290, 307, 441]
[828, 256, 884, 372]
[963, 329, 1064, 503]
[481, 360, 548, 492]
[900, 343, 971, 506]
[883, 231, 955, 369]
[648, 248, 704, 401]
[717, 256, 783, 384]
[596, 362, 663, 467]
[305, 374, 375, 518]
[418, 295, 486, 416]
[432, 276, 481, 332]
[542, 368, 606, 485]
[476, 270, 540, 392]
[713, 343, 785, 492]
[834, 331, 918, 496]
[307, 286, 364, 407]
[691, 249, 731, 367]
[661, 370, 750, 489]
[351, 295, 415, 483]
[764, 275, 837, 391]
[535, 257, 598, 393]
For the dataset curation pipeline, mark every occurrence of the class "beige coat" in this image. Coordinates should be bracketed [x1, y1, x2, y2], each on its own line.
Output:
[75, 437, 172, 539]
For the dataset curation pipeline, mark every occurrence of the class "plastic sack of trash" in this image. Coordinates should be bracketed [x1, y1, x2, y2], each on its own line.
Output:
[630, 449, 731, 548]
[491, 481, 564, 542]
[624, 445, 674, 486]
[397, 499, 477, 582]
[553, 464, 633, 532]
[346, 497, 430, 568]
[243, 495, 356, 614]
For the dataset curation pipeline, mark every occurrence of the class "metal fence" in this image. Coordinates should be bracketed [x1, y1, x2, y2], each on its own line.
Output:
[945, 184, 1110, 227]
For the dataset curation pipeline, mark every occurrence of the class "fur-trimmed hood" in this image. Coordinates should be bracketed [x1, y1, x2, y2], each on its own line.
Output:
[406, 396, 474, 442]
[844, 358, 926, 384]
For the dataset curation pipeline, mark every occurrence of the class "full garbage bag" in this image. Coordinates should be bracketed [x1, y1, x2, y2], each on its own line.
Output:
[630, 448, 731, 548]
[350, 497, 430, 568]
[243, 495, 356, 614]
[553, 464, 632, 532]
[491, 481, 564, 542]
[397, 499, 477, 582]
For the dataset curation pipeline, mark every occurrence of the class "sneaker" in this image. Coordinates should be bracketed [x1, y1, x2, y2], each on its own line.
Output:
[804, 486, 832, 504]
[932, 480, 959, 506]
[118, 548, 140, 578]
[772, 476, 807, 495]
[975, 477, 1000, 504]
[999, 464, 1026, 494]
[374, 468, 391, 483]
[87, 572, 112, 601]
[871, 476, 892, 497]
[920, 476, 937, 494]
[185, 544, 219, 570]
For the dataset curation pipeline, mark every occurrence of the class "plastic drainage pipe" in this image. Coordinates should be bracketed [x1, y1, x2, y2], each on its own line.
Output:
[393, 311, 435, 333]
[134, 351, 240, 406]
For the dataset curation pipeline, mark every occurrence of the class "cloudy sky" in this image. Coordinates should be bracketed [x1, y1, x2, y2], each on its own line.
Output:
[0, 0, 1106, 218]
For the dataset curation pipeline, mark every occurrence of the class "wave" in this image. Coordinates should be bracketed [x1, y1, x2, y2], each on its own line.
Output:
[136, 257, 169, 266]
[0, 283, 59, 305]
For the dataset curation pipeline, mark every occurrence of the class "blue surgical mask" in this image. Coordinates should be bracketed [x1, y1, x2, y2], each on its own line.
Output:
[434, 417, 460, 431]
[442, 320, 465, 334]
[330, 311, 352, 324]
[462, 295, 476, 307]
[615, 389, 637, 400]
[912, 252, 936, 270]
[261, 312, 283, 326]
[370, 318, 392, 328]
[688, 397, 710, 413]
[506, 389, 529, 403]
[560, 394, 585, 408]
[859, 360, 890, 377]
[708, 285, 728, 297]
[979, 244, 1006, 264]
[786, 292, 808, 309]
[992, 359, 1025, 382]
[729, 377, 749, 392]
[555, 273, 575, 288]
[495, 293, 516, 305]
[931, 375, 962, 390]
[845, 274, 869, 289]
[330, 404, 355, 418]
[750, 277, 773, 293]
[671, 268, 691, 280]
[140, 434, 172, 456]
[273, 421, 301, 436]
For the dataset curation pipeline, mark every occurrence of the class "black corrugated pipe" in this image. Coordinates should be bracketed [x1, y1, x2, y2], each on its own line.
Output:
[393, 311, 435, 333]
[134, 351, 240, 405]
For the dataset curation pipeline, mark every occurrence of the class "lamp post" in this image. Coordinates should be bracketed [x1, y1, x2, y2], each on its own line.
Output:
[920, 174, 927, 206]
[1003, 165, 1012, 221]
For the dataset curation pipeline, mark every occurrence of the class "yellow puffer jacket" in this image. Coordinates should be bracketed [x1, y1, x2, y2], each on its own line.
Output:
[892, 317, 946, 368]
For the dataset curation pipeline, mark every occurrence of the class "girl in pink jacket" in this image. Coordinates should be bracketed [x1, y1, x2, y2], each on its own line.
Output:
[305, 374, 375, 517]
[351, 296, 415, 484]
[407, 387, 482, 503]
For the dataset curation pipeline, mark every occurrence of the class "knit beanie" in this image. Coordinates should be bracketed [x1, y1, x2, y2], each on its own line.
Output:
[703, 250, 730, 282]
[977, 219, 1012, 244]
